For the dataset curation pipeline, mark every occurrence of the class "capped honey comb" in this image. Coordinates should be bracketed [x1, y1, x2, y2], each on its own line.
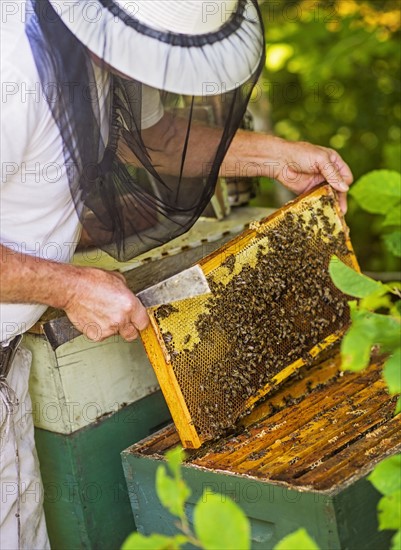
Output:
[140, 185, 359, 448]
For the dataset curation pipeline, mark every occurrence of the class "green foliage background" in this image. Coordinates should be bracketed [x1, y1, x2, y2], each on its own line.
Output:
[255, 0, 400, 272]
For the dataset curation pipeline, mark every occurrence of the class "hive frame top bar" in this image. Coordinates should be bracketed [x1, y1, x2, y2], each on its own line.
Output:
[198, 184, 354, 275]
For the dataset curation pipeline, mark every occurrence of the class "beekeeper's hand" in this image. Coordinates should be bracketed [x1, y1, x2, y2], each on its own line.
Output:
[223, 132, 353, 213]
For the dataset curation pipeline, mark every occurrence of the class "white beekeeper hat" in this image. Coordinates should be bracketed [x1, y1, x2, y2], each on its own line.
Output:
[27, 0, 265, 261]
[46, 0, 264, 95]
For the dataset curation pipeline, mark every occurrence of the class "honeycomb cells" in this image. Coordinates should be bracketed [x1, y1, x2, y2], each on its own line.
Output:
[154, 191, 355, 440]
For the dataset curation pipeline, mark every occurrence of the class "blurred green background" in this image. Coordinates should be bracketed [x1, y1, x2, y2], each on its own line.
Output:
[250, 0, 400, 274]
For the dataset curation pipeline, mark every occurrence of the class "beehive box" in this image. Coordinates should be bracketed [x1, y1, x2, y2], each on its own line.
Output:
[24, 332, 171, 550]
[23, 331, 171, 549]
[122, 351, 401, 549]
[35, 391, 170, 550]
[123, 185, 400, 548]
[140, 185, 358, 448]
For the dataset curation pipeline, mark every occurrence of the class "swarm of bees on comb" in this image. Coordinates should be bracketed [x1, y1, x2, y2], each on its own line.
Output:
[143, 186, 358, 447]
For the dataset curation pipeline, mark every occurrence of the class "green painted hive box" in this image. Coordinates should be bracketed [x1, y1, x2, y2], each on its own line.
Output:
[24, 331, 171, 549]
[122, 353, 401, 550]
[35, 391, 170, 550]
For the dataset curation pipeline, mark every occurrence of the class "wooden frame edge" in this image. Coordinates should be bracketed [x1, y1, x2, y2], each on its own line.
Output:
[140, 316, 203, 449]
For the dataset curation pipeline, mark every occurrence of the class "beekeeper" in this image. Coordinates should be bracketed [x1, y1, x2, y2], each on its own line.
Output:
[0, 0, 353, 547]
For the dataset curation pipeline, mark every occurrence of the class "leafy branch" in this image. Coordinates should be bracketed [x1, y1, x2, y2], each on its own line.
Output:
[329, 168, 401, 550]
[369, 455, 401, 550]
[329, 256, 401, 411]
[329, 259, 401, 550]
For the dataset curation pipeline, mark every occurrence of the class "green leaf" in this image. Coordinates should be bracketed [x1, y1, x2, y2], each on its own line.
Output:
[368, 455, 401, 496]
[155, 446, 191, 521]
[371, 316, 401, 350]
[396, 397, 401, 415]
[122, 533, 187, 550]
[273, 528, 319, 550]
[194, 492, 250, 550]
[361, 292, 394, 312]
[351, 307, 401, 350]
[165, 446, 185, 479]
[341, 321, 372, 371]
[383, 349, 401, 395]
[341, 305, 401, 371]
[384, 231, 401, 257]
[156, 465, 191, 520]
[378, 491, 401, 531]
[350, 170, 401, 214]
[383, 206, 401, 227]
[329, 256, 388, 298]
[391, 529, 401, 550]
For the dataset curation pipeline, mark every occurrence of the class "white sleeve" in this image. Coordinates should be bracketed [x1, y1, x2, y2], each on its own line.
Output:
[141, 84, 164, 129]
[0, 62, 32, 184]
[0, 49, 43, 189]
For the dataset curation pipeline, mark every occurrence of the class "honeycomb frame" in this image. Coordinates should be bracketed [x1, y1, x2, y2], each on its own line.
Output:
[140, 185, 359, 448]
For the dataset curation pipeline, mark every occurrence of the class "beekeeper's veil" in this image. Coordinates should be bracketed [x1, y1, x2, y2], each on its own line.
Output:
[26, 0, 265, 260]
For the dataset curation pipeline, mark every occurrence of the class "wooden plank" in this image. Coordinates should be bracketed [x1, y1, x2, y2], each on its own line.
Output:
[129, 425, 179, 456]
[140, 320, 202, 449]
[186, 360, 399, 493]
[253, 381, 391, 472]
[264, 396, 395, 479]
[240, 353, 342, 427]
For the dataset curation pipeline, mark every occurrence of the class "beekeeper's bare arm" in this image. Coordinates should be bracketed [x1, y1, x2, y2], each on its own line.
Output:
[119, 113, 353, 212]
[0, 244, 149, 341]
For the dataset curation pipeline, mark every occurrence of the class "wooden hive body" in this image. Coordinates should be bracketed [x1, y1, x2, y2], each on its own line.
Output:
[122, 352, 401, 549]
[24, 332, 170, 548]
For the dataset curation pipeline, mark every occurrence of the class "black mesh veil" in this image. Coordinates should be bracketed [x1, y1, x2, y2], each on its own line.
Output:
[26, 0, 265, 261]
